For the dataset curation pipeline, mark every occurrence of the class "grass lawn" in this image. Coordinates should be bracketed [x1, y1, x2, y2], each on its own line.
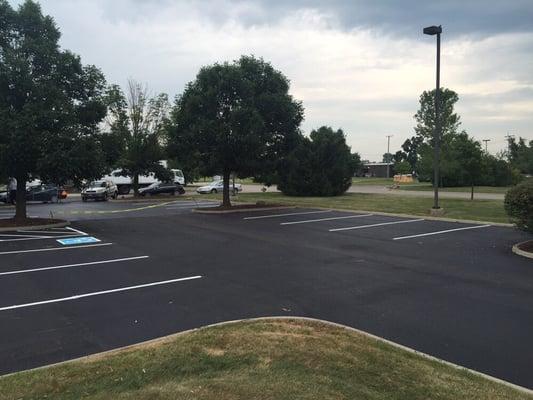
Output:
[399, 184, 511, 194]
[1, 319, 529, 400]
[221, 192, 509, 223]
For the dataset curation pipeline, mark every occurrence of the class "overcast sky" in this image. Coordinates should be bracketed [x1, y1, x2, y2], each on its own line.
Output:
[10, 0, 533, 160]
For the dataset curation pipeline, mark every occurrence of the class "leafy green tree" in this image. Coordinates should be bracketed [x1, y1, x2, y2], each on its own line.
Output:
[0, 0, 108, 220]
[395, 135, 424, 172]
[278, 127, 356, 196]
[382, 153, 394, 163]
[414, 88, 461, 142]
[106, 80, 171, 196]
[418, 132, 484, 197]
[394, 160, 412, 174]
[507, 137, 533, 175]
[167, 55, 304, 206]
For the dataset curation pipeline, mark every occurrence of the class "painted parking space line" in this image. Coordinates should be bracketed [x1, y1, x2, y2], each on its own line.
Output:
[0, 242, 113, 255]
[329, 218, 425, 232]
[0, 256, 149, 276]
[0, 275, 203, 312]
[281, 214, 373, 226]
[243, 210, 332, 220]
[393, 224, 491, 241]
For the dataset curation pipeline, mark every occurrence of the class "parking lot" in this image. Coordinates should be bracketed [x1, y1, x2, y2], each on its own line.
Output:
[0, 203, 532, 388]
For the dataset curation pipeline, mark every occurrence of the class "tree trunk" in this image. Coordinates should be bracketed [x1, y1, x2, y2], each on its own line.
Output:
[14, 176, 27, 222]
[471, 184, 474, 201]
[222, 170, 231, 208]
[133, 173, 139, 197]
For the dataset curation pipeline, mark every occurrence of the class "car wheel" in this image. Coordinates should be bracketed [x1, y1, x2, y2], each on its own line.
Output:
[104, 193, 108, 201]
[82, 197, 87, 202]
[113, 191, 118, 199]
[51, 195, 58, 203]
[211, 189, 217, 194]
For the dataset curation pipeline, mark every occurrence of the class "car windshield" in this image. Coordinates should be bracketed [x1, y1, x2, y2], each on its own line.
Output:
[147, 182, 158, 189]
[210, 181, 222, 186]
[88, 181, 105, 188]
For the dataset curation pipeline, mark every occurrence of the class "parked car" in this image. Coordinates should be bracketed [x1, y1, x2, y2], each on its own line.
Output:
[81, 180, 118, 202]
[0, 184, 63, 204]
[138, 182, 185, 196]
[196, 180, 242, 194]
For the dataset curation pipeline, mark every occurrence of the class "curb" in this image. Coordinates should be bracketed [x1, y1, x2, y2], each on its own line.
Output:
[0, 220, 69, 232]
[192, 205, 295, 214]
[512, 241, 533, 260]
[2, 316, 531, 395]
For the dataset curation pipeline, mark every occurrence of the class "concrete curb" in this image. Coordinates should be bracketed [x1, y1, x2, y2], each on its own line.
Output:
[192, 206, 295, 214]
[0, 220, 69, 232]
[2, 316, 531, 395]
[512, 241, 533, 260]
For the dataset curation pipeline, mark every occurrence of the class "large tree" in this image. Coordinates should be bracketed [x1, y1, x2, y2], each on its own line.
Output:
[167, 55, 304, 206]
[106, 81, 172, 196]
[278, 126, 357, 196]
[414, 88, 461, 142]
[0, 0, 108, 220]
[507, 137, 533, 175]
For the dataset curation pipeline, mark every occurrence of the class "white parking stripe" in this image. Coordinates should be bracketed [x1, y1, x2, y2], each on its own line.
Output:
[329, 219, 425, 232]
[0, 233, 50, 239]
[0, 275, 203, 312]
[243, 210, 332, 220]
[281, 214, 373, 225]
[65, 226, 88, 236]
[0, 234, 81, 243]
[393, 224, 491, 241]
[0, 242, 113, 255]
[0, 256, 149, 276]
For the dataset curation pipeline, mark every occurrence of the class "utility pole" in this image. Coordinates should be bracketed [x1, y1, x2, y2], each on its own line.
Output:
[482, 139, 490, 153]
[386, 135, 393, 178]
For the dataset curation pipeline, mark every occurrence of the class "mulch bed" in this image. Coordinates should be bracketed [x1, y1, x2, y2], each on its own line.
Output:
[0, 218, 66, 228]
[517, 240, 533, 254]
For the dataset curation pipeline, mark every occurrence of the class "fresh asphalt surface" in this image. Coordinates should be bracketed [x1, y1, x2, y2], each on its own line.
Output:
[0, 197, 532, 389]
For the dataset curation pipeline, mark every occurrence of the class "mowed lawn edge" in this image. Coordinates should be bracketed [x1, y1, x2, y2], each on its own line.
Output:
[219, 192, 509, 224]
[1, 319, 531, 400]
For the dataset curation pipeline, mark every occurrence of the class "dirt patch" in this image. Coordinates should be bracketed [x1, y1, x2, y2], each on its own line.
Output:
[517, 240, 533, 254]
[0, 218, 66, 228]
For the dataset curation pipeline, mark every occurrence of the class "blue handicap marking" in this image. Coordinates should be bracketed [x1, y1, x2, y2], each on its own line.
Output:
[57, 236, 100, 245]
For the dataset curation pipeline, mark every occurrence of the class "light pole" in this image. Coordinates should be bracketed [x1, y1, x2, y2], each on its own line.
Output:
[482, 139, 491, 153]
[424, 25, 442, 210]
[386, 135, 393, 178]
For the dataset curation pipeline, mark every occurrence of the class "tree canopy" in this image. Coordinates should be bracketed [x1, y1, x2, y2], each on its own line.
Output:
[278, 126, 358, 196]
[167, 55, 304, 206]
[0, 0, 108, 219]
[105, 80, 172, 196]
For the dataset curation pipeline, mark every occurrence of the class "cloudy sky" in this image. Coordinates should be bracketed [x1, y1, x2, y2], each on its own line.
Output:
[10, 0, 533, 160]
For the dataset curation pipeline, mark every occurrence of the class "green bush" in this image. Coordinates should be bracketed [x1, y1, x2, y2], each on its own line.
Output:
[278, 126, 356, 196]
[504, 181, 533, 232]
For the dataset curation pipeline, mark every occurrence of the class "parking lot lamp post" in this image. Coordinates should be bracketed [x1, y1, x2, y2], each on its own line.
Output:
[423, 25, 442, 210]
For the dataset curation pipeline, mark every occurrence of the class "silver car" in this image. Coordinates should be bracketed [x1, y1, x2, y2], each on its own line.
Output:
[82, 180, 118, 201]
[196, 180, 242, 194]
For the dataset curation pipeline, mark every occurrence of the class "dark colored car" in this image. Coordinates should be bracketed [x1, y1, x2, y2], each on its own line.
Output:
[1, 184, 67, 204]
[138, 182, 185, 196]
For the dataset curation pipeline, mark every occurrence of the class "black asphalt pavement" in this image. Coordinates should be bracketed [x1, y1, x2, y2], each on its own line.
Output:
[0, 201, 532, 389]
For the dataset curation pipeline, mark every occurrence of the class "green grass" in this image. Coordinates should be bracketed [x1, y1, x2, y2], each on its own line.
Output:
[221, 192, 509, 223]
[399, 184, 511, 194]
[1, 319, 529, 400]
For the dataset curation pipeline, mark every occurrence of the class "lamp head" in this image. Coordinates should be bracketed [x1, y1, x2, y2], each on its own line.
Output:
[423, 25, 442, 35]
